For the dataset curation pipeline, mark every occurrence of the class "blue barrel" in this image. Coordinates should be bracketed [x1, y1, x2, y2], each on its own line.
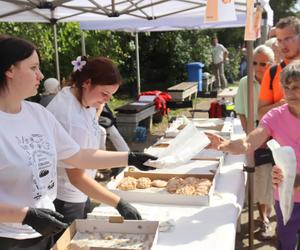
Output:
[186, 62, 204, 91]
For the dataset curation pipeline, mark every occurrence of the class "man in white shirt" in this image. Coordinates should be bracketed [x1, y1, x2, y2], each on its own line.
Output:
[212, 36, 229, 89]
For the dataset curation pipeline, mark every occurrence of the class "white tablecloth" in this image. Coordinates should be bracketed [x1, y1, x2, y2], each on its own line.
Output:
[91, 118, 247, 250]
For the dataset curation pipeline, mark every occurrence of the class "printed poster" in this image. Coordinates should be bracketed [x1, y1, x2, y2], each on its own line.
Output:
[205, 0, 237, 23]
[244, 0, 262, 40]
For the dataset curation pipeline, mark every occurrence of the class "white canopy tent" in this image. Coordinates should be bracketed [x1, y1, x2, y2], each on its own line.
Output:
[0, 0, 272, 23]
[0, 0, 272, 83]
[79, 1, 272, 94]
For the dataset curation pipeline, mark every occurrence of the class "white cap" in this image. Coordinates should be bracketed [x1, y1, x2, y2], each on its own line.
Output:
[44, 78, 60, 95]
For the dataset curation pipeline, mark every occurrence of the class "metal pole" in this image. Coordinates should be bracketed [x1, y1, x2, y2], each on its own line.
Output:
[246, 40, 255, 250]
[260, 11, 268, 44]
[51, 8, 60, 83]
[135, 32, 141, 95]
[81, 30, 86, 56]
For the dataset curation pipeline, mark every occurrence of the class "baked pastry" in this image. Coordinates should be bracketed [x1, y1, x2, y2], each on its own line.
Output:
[194, 184, 210, 195]
[136, 177, 152, 189]
[68, 231, 153, 250]
[175, 184, 195, 195]
[117, 177, 137, 191]
[166, 177, 184, 193]
[151, 179, 167, 188]
[183, 177, 200, 185]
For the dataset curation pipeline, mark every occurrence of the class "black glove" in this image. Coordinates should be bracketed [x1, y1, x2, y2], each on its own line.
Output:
[22, 207, 68, 236]
[116, 198, 142, 220]
[128, 152, 157, 171]
[110, 167, 125, 178]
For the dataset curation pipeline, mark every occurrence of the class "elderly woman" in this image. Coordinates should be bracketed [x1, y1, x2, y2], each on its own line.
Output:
[210, 60, 300, 249]
[234, 44, 275, 240]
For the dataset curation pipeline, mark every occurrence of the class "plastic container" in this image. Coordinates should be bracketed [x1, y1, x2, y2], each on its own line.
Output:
[185, 62, 204, 92]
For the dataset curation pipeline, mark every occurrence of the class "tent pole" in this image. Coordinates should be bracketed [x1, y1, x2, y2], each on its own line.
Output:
[53, 24, 60, 83]
[81, 30, 86, 56]
[246, 40, 255, 250]
[51, 10, 60, 83]
[135, 32, 141, 95]
[260, 10, 268, 44]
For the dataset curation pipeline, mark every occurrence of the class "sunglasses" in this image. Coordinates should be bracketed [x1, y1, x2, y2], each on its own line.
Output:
[253, 61, 268, 67]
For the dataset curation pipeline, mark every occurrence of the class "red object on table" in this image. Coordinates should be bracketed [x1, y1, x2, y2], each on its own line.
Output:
[139, 91, 172, 115]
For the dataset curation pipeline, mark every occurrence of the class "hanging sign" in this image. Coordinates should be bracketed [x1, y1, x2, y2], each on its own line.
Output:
[205, 0, 237, 23]
[244, 0, 262, 41]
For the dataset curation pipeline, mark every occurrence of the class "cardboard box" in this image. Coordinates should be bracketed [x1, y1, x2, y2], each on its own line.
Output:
[107, 170, 219, 206]
[51, 219, 159, 250]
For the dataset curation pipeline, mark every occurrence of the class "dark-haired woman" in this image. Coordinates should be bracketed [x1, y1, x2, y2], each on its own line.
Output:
[0, 35, 156, 250]
[47, 56, 142, 224]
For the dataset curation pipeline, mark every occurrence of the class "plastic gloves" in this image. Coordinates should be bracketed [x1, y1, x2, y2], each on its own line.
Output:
[22, 207, 68, 236]
[116, 198, 142, 220]
[128, 152, 157, 171]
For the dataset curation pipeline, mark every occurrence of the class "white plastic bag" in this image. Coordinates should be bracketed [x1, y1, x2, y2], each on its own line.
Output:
[145, 122, 210, 168]
[267, 139, 297, 225]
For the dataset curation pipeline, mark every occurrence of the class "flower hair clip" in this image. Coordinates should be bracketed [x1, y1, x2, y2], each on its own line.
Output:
[71, 56, 87, 72]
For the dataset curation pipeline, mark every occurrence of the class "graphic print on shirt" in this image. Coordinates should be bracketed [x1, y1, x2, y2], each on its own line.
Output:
[91, 115, 101, 137]
[16, 134, 56, 201]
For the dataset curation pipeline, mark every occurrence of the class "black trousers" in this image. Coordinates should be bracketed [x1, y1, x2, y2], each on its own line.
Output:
[53, 198, 91, 243]
[53, 198, 90, 224]
[0, 236, 51, 250]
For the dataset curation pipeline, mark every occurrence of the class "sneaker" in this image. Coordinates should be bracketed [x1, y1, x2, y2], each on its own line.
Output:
[255, 220, 272, 241]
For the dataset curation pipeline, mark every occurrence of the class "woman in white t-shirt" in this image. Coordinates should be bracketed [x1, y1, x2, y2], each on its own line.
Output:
[0, 35, 156, 250]
[46, 56, 142, 226]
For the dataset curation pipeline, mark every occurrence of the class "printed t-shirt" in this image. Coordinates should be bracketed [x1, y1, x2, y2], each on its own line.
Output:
[47, 87, 101, 203]
[0, 101, 80, 239]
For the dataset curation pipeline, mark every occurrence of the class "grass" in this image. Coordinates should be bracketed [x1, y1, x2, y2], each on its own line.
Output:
[108, 95, 134, 114]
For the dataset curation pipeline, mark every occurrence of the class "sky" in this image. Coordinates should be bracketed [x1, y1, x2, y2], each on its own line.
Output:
[295, 2, 300, 12]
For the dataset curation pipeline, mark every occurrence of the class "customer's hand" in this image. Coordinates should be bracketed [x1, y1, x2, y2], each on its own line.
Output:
[219, 138, 249, 155]
[128, 152, 157, 171]
[22, 207, 68, 236]
[272, 165, 284, 189]
[116, 198, 142, 220]
[205, 132, 226, 150]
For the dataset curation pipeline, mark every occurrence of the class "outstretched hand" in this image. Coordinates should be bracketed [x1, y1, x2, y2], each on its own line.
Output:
[206, 132, 249, 155]
[128, 152, 157, 171]
[205, 132, 226, 150]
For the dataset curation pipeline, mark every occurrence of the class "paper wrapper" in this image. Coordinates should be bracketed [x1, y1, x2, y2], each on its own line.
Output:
[267, 139, 296, 225]
[145, 122, 210, 168]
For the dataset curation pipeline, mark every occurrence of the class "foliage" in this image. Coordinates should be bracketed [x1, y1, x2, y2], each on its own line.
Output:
[270, 0, 298, 24]
[139, 30, 212, 91]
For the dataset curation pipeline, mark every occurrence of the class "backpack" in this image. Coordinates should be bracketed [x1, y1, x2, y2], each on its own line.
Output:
[209, 101, 226, 118]
[269, 61, 286, 90]
[209, 100, 236, 118]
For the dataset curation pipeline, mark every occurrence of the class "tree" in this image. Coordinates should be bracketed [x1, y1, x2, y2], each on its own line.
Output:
[270, 0, 298, 24]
